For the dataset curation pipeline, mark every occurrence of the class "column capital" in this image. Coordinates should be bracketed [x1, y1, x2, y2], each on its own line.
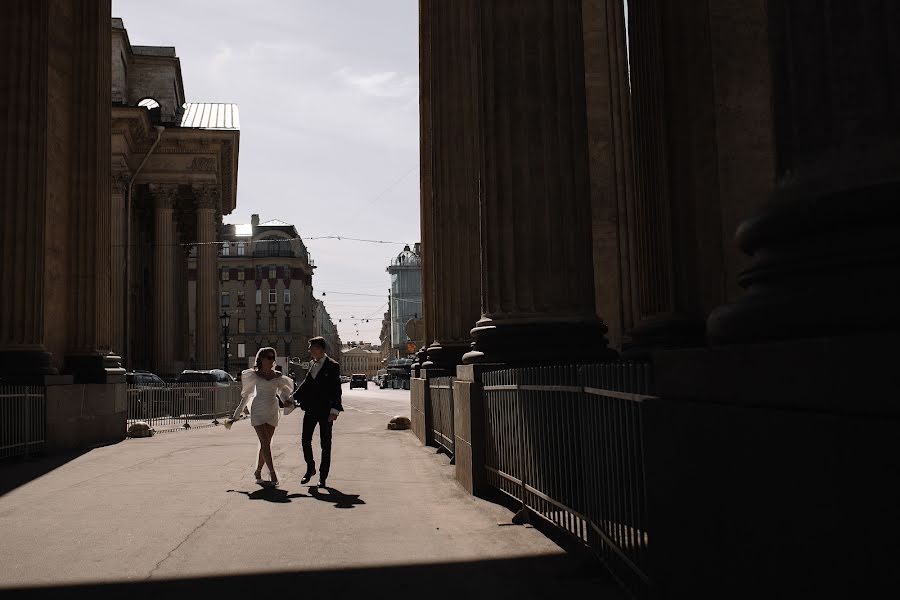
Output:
[147, 183, 179, 209]
[192, 184, 221, 210]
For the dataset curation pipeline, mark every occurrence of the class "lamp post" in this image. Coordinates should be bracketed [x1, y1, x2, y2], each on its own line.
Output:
[220, 311, 231, 373]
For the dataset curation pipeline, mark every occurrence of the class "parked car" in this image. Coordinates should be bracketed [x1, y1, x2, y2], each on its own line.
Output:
[125, 370, 168, 418]
[340, 375, 350, 384]
[175, 369, 238, 418]
[349, 374, 368, 390]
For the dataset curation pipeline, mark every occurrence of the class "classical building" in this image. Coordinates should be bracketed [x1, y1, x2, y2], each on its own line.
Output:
[111, 18, 240, 378]
[0, 4, 239, 451]
[193, 214, 316, 372]
[386, 244, 423, 356]
[340, 345, 381, 379]
[313, 299, 341, 362]
[379, 304, 398, 366]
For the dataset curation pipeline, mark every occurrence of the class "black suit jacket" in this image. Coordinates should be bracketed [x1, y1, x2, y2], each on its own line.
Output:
[293, 357, 343, 417]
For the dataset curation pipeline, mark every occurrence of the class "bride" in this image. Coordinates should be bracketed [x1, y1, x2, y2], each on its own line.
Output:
[226, 347, 295, 486]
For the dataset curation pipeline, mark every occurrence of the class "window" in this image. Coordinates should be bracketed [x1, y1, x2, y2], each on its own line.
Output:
[237, 270, 245, 281]
[269, 265, 277, 279]
[284, 288, 291, 304]
[221, 292, 230, 307]
[237, 343, 246, 359]
[285, 315, 291, 332]
[268, 316, 277, 333]
[238, 318, 245, 334]
[256, 266, 264, 280]
[237, 243, 246, 256]
[221, 269, 230, 281]
[255, 289, 262, 305]
[237, 291, 245, 307]
[269, 288, 277, 304]
[222, 244, 230, 257]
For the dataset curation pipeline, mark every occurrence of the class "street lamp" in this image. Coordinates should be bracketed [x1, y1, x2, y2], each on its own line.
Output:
[220, 311, 231, 374]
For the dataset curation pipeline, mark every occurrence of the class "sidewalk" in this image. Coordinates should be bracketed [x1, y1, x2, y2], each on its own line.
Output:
[0, 401, 624, 598]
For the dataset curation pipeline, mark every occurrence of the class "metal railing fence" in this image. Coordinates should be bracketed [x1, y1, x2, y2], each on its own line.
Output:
[482, 362, 654, 596]
[127, 382, 242, 434]
[429, 375, 455, 456]
[0, 385, 46, 460]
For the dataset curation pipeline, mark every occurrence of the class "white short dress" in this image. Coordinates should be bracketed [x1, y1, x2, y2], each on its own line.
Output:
[231, 369, 295, 427]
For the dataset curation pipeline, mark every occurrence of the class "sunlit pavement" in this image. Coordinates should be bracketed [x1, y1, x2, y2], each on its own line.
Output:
[0, 384, 623, 597]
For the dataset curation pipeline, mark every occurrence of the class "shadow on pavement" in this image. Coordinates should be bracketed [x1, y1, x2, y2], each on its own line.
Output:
[0, 450, 91, 498]
[0, 554, 626, 599]
[226, 488, 309, 503]
[308, 485, 366, 509]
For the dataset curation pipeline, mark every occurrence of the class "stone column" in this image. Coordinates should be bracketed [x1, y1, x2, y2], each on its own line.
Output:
[463, 0, 615, 365]
[194, 185, 220, 368]
[708, 1, 900, 343]
[63, 0, 123, 382]
[415, 0, 435, 373]
[420, 0, 483, 370]
[582, 0, 635, 351]
[0, 0, 56, 382]
[110, 169, 129, 360]
[149, 184, 178, 376]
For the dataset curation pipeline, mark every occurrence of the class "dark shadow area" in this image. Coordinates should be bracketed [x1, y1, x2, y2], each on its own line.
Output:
[227, 488, 308, 503]
[0, 554, 626, 599]
[0, 450, 91, 498]
[308, 486, 366, 509]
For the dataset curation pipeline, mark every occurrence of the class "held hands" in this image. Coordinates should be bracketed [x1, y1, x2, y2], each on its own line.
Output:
[328, 413, 338, 422]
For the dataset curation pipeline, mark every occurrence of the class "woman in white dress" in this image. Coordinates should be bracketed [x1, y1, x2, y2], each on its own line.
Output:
[227, 347, 295, 486]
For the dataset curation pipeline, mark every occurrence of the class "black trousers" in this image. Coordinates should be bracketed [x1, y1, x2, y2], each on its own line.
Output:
[301, 411, 333, 479]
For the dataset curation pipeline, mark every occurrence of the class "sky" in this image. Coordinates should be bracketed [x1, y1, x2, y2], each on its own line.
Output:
[114, 0, 420, 345]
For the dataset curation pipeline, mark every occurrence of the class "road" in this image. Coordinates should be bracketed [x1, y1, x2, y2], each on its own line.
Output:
[339, 382, 411, 420]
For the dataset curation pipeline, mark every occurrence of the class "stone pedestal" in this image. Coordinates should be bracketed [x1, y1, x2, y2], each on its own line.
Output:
[644, 333, 900, 595]
[453, 364, 506, 496]
[462, 0, 615, 366]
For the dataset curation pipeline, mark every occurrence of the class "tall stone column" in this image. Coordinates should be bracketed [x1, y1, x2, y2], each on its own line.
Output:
[416, 0, 435, 372]
[708, 1, 900, 343]
[63, 0, 122, 381]
[463, 0, 615, 365]
[194, 185, 220, 368]
[0, 0, 56, 382]
[421, 0, 482, 369]
[110, 169, 129, 360]
[149, 184, 178, 376]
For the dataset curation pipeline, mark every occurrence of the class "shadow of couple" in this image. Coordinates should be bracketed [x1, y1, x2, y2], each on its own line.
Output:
[227, 485, 365, 508]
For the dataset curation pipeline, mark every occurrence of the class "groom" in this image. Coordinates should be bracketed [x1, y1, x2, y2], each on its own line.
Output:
[293, 336, 343, 488]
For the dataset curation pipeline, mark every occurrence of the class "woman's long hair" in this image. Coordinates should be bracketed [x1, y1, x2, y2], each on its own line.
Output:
[254, 347, 277, 371]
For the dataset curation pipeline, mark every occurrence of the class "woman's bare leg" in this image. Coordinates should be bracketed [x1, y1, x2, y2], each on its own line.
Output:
[253, 425, 273, 476]
[264, 424, 277, 479]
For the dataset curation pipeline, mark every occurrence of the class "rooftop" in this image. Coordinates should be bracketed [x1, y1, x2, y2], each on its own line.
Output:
[180, 103, 240, 130]
[132, 45, 177, 58]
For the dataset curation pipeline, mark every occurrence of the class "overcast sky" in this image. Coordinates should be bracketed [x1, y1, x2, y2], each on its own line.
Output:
[114, 0, 420, 345]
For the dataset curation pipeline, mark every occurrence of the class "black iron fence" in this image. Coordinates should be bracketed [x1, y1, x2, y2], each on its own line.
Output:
[127, 382, 242, 434]
[0, 385, 46, 460]
[482, 363, 653, 596]
[429, 375, 455, 456]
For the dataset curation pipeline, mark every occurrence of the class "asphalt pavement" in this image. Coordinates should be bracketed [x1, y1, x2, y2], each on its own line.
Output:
[0, 384, 624, 598]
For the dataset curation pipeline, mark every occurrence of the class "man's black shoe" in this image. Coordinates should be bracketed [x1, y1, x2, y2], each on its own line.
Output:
[301, 469, 316, 485]
[318, 478, 327, 488]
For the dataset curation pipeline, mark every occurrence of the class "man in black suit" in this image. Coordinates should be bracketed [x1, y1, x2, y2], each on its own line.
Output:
[293, 336, 343, 487]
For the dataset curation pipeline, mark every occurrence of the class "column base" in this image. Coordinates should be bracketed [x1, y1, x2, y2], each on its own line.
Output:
[425, 340, 471, 370]
[0, 350, 58, 385]
[464, 316, 618, 366]
[622, 315, 707, 360]
[708, 180, 900, 345]
[64, 353, 126, 384]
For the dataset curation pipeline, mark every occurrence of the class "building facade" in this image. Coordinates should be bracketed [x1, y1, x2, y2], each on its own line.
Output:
[313, 299, 341, 362]
[387, 244, 423, 356]
[189, 214, 316, 373]
[340, 345, 381, 379]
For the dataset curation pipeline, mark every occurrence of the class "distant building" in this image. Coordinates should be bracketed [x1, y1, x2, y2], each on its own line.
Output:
[379, 302, 398, 365]
[387, 244, 423, 356]
[313, 299, 341, 362]
[189, 214, 316, 373]
[340, 344, 382, 378]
